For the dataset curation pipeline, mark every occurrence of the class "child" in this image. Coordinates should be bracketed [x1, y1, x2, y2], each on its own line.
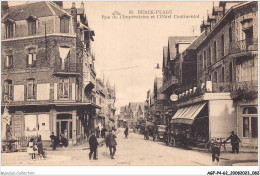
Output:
[27, 138, 36, 160]
[37, 138, 45, 160]
[211, 139, 221, 166]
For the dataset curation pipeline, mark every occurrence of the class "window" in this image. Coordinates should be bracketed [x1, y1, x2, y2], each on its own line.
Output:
[238, 59, 254, 82]
[221, 34, 224, 56]
[243, 117, 249, 137]
[27, 48, 36, 67]
[214, 72, 218, 83]
[208, 47, 211, 65]
[242, 107, 258, 138]
[5, 55, 13, 69]
[59, 47, 70, 70]
[27, 79, 36, 100]
[229, 27, 232, 43]
[59, 78, 69, 99]
[213, 41, 217, 61]
[5, 22, 14, 38]
[222, 67, 225, 82]
[27, 17, 36, 35]
[60, 16, 69, 33]
[4, 80, 13, 101]
[229, 62, 233, 82]
[203, 51, 207, 68]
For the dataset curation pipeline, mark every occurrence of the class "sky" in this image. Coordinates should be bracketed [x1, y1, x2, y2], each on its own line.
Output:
[9, 1, 214, 110]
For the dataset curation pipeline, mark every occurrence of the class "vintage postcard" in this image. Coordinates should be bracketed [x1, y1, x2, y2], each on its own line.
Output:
[1, 0, 259, 175]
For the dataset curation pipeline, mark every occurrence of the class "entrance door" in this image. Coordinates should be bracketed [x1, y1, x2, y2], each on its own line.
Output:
[56, 121, 72, 144]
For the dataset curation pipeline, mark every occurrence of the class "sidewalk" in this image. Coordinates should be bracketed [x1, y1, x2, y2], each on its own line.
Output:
[190, 145, 258, 166]
[63, 138, 106, 151]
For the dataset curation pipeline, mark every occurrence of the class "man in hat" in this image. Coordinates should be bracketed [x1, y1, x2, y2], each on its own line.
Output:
[105, 130, 117, 159]
[224, 131, 241, 153]
[89, 130, 98, 160]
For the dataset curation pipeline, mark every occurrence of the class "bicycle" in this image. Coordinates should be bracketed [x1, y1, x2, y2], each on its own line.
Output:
[205, 137, 228, 153]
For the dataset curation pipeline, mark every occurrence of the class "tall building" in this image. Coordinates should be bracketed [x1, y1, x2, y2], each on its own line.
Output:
[170, 1, 258, 147]
[1, 1, 99, 148]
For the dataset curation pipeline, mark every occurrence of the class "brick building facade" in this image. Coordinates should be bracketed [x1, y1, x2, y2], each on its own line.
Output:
[1, 1, 99, 148]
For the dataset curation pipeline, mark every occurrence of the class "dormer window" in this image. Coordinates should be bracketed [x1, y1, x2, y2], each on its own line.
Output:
[27, 16, 37, 35]
[60, 15, 70, 33]
[5, 21, 14, 38]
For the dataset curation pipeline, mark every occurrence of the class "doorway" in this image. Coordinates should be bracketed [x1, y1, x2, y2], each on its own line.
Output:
[56, 113, 73, 145]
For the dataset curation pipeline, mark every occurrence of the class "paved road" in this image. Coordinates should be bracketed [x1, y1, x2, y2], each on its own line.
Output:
[2, 128, 213, 166]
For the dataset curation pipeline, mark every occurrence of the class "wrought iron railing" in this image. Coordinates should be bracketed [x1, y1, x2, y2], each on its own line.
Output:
[159, 76, 180, 93]
[229, 38, 258, 55]
[53, 62, 82, 73]
[212, 81, 258, 93]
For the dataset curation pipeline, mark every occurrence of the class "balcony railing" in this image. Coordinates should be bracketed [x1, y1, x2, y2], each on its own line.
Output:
[212, 81, 258, 93]
[159, 76, 180, 93]
[53, 62, 82, 74]
[229, 38, 258, 55]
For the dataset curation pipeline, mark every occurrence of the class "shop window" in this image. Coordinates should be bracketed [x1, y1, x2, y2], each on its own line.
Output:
[27, 48, 36, 67]
[243, 117, 249, 137]
[59, 78, 69, 99]
[5, 55, 13, 69]
[251, 117, 258, 138]
[4, 80, 13, 101]
[27, 79, 36, 100]
[69, 122, 72, 139]
[60, 16, 69, 33]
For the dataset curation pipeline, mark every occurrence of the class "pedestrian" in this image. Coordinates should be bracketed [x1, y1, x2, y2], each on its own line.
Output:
[124, 127, 129, 139]
[96, 127, 100, 138]
[224, 131, 241, 153]
[105, 130, 117, 159]
[37, 137, 45, 160]
[50, 132, 56, 150]
[89, 131, 98, 160]
[27, 138, 36, 160]
[210, 139, 221, 166]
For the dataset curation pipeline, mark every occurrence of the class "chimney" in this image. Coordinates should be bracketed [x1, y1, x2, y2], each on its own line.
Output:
[1, 1, 9, 17]
[71, 2, 77, 34]
[53, 1, 63, 8]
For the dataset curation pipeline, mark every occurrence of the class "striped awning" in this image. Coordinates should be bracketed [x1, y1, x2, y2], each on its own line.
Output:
[170, 102, 207, 124]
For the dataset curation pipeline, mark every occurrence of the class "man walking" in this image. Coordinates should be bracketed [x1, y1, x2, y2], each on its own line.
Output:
[224, 131, 241, 153]
[89, 131, 98, 160]
[124, 127, 129, 139]
[106, 130, 117, 159]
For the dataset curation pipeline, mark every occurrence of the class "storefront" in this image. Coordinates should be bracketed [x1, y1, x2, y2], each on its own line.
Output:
[170, 93, 237, 143]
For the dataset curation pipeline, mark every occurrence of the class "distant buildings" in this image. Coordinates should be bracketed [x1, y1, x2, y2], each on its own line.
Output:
[119, 102, 145, 128]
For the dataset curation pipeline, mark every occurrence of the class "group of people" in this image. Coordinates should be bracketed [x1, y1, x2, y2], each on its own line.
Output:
[95, 127, 107, 139]
[27, 136, 45, 160]
[89, 128, 117, 160]
[49, 132, 68, 150]
[210, 131, 241, 165]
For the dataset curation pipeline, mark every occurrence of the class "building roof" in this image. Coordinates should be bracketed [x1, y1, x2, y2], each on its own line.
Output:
[168, 36, 197, 60]
[186, 32, 206, 50]
[2, 1, 69, 22]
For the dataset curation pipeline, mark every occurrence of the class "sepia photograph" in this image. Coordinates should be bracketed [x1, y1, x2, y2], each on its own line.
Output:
[0, 0, 259, 175]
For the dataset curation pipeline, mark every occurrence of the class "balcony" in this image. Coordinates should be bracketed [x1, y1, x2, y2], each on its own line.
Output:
[53, 62, 82, 76]
[159, 76, 180, 93]
[229, 38, 258, 55]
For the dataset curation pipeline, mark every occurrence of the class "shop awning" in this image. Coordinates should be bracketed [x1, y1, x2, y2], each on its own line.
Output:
[170, 102, 206, 124]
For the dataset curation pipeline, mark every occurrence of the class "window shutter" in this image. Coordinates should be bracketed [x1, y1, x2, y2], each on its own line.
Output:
[33, 53, 36, 66]
[10, 85, 14, 101]
[26, 54, 29, 66]
[65, 18, 69, 33]
[34, 83, 37, 100]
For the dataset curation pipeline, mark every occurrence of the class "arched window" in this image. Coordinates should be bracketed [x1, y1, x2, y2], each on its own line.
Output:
[243, 107, 257, 114]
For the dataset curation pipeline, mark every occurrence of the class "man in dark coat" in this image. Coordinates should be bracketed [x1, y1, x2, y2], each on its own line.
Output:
[50, 132, 56, 150]
[124, 127, 129, 139]
[224, 131, 241, 153]
[89, 131, 98, 160]
[106, 130, 117, 159]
